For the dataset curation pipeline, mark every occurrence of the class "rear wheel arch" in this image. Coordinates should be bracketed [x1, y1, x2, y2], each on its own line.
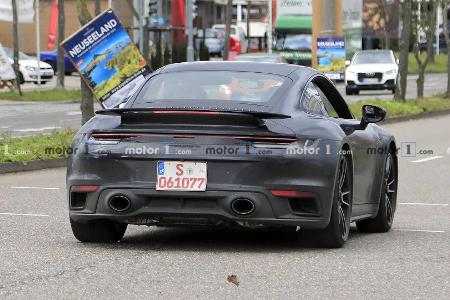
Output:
[356, 141, 398, 233]
[341, 143, 354, 178]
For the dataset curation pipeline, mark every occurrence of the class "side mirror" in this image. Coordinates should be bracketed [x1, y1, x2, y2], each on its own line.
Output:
[360, 105, 386, 129]
[345, 60, 351, 66]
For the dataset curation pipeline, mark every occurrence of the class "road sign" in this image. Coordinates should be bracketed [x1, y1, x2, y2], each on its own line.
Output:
[61, 9, 151, 108]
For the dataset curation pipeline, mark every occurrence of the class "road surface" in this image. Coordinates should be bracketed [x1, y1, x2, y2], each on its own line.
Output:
[0, 73, 446, 137]
[0, 115, 449, 299]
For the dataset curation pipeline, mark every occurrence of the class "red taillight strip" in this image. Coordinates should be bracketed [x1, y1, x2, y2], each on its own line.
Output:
[91, 132, 296, 143]
[271, 190, 317, 198]
[151, 110, 220, 115]
[71, 185, 98, 192]
[234, 136, 296, 143]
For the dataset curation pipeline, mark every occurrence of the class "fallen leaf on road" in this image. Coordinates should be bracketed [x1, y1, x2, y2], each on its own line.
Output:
[227, 274, 239, 287]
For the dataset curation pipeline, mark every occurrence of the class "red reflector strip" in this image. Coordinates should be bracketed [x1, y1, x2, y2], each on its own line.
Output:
[271, 190, 317, 198]
[234, 136, 297, 143]
[91, 132, 296, 143]
[71, 185, 98, 192]
[152, 110, 220, 115]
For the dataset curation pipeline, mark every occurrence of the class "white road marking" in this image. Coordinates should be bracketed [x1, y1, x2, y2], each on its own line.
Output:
[0, 212, 49, 217]
[394, 229, 445, 233]
[399, 202, 448, 206]
[411, 156, 444, 163]
[14, 126, 61, 133]
[10, 186, 60, 190]
[66, 111, 81, 116]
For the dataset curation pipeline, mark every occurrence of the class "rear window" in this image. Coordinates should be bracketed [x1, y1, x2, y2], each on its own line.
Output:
[133, 71, 286, 105]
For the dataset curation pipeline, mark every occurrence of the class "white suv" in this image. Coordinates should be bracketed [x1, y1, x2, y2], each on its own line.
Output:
[345, 50, 398, 95]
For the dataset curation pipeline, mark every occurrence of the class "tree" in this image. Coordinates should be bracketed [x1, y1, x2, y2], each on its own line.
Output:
[94, 0, 101, 15]
[163, 43, 171, 66]
[379, 0, 390, 49]
[443, 0, 450, 98]
[56, 0, 65, 89]
[151, 39, 163, 70]
[12, 0, 22, 95]
[76, 0, 94, 124]
[412, 0, 437, 99]
[395, 0, 412, 101]
[223, 0, 232, 60]
[199, 41, 210, 61]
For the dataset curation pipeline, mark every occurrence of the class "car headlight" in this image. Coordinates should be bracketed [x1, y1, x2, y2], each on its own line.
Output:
[25, 66, 36, 71]
[386, 69, 397, 75]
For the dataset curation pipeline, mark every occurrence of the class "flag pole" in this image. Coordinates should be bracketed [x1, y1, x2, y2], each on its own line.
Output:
[268, 0, 272, 54]
[36, 0, 41, 87]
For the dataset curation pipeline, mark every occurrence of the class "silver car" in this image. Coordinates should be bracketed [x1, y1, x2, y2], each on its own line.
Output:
[195, 29, 224, 57]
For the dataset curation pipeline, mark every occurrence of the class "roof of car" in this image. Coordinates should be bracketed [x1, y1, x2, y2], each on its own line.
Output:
[160, 61, 309, 77]
[235, 53, 281, 58]
[357, 50, 393, 54]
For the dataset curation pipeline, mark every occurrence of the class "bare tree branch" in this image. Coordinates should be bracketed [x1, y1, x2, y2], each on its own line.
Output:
[76, 0, 94, 124]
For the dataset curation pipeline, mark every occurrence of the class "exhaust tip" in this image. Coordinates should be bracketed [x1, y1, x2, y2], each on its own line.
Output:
[108, 194, 131, 212]
[231, 198, 255, 215]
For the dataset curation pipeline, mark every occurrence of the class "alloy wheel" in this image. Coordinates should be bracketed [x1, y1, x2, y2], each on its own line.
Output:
[337, 156, 351, 239]
[385, 153, 397, 226]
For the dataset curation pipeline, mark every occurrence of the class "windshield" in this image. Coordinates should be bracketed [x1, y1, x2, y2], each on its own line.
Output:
[215, 27, 237, 36]
[352, 52, 395, 64]
[3, 48, 31, 60]
[198, 29, 221, 39]
[133, 71, 286, 105]
[273, 33, 312, 51]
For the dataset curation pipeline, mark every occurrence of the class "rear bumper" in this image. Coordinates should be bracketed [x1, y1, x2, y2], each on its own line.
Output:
[67, 137, 340, 229]
[69, 186, 331, 229]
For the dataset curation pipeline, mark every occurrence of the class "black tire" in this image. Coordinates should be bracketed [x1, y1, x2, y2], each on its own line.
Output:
[18, 72, 25, 84]
[354, 89, 360, 95]
[70, 218, 127, 243]
[298, 154, 353, 248]
[356, 152, 397, 233]
[391, 88, 396, 94]
[345, 86, 353, 95]
[45, 60, 57, 72]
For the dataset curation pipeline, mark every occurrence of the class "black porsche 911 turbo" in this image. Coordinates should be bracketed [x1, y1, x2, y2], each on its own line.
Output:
[67, 62, 398, 248]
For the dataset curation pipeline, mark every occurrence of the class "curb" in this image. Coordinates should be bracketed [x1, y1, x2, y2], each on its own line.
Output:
[0, 158, 67, 175]
[1, 109, 450, 175]
[381, 108, 450, 124]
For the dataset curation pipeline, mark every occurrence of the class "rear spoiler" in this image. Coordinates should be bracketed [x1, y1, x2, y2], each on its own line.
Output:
[95, 108, 290, 119]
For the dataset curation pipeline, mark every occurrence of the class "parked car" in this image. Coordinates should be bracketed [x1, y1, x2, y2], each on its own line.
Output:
[4, 48, 54, 84]
[345, 50, 398, 95]
[67, 62, 397, 248]
[195, 29, 224, 57]
[212, 24, 248, 53]
[232, 53, 287, 63]
[39, 50, 77, 75]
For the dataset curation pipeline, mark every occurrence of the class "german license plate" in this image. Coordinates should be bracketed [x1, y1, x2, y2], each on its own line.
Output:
[363, 78, 379, 84]
[156, 161, 207, 191]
